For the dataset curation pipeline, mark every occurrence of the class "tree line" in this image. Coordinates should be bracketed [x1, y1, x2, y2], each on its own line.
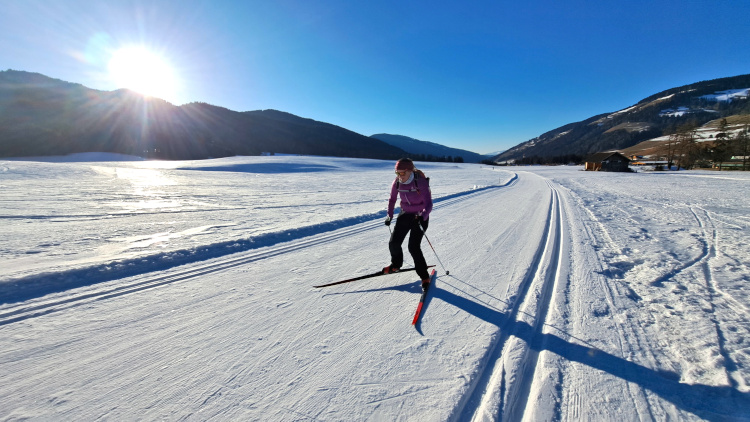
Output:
[655, 119, 750, 170]
[408, 154, 465, 163]
[482, 154, 583, 166]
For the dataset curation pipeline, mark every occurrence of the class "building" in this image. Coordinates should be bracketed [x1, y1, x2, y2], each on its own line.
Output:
[713, 156, 749, 170]
[584, 151, 631, 172]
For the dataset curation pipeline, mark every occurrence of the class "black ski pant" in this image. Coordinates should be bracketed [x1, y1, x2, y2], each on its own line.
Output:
[389, 213, 430, 280]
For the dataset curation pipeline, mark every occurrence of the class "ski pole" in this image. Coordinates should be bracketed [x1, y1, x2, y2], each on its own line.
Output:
[418, 222, 450, 276]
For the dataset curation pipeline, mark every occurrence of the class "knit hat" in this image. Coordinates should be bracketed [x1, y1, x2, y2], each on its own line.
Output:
[395, 158, 415, 171]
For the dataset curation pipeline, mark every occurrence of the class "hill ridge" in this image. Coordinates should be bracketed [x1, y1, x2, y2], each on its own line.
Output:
[0, 70, 404, 160]
[371, 133, 483, 163]
[493, 73, 750, 163]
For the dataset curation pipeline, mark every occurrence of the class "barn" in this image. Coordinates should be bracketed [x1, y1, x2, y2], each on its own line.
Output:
[584, 151, 631, 172]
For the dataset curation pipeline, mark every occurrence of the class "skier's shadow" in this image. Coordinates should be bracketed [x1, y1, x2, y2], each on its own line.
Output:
[320, 275, 749, 419]
[320, 279, 431, 332]
[431, 277, 750, 422]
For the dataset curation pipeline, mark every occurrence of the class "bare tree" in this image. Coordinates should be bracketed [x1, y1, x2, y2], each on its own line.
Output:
[657, 132, 681, 170]
[673, 123, 699, 170]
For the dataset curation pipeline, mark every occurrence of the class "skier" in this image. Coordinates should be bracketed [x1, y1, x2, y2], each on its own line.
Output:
[384, 158, 433, 289]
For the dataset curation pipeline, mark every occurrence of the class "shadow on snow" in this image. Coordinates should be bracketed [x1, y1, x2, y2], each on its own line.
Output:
[431, 279, 750, 422]
[329, 275, 750, 421]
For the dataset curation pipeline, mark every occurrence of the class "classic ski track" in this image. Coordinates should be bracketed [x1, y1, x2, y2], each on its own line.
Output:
[500, 180, 564, 421]
[449, 174, 564, 422]
[0, 221, 374, 325]
[0, 181, 511, 326]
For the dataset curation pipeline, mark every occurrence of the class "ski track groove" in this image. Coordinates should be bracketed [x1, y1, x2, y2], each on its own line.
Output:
[445, 175, 553, 421]
[0, 223, 373, 325]
[502, 180, 564, 422]
[445, 174, 565, 422]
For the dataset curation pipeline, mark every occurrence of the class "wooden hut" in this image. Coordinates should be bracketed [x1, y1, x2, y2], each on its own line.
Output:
[584, 152, 631, 172]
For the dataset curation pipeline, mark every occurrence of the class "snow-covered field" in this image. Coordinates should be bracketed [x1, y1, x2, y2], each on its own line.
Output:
[1, 154, 749, 421]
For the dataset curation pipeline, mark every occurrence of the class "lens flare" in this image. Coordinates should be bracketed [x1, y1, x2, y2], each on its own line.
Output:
[108, 46, 177, 101]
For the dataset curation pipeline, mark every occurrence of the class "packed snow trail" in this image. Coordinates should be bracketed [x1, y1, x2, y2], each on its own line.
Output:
[1, 158, 749, 421]
[0, 169, 552, 420]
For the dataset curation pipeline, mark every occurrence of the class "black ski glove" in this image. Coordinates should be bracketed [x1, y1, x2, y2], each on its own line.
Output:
[385, 217, 392, 226]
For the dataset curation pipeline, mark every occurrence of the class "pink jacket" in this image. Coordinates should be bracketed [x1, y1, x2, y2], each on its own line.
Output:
[387, 175, 433, 220]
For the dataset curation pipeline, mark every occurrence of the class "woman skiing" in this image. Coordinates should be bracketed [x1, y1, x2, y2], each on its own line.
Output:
[384, 158, 433, 289]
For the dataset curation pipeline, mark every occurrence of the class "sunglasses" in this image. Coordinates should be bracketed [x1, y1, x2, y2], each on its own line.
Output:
[395, 170, 410, 176]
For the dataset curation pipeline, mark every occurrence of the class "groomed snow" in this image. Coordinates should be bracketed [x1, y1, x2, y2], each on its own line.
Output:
[1, 155, 749, 421]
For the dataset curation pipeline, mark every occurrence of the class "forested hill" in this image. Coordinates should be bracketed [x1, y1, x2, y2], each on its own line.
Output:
[370, 133, 484, 163]
[0, 70, 405, 160]
[493, 74, 750, 164]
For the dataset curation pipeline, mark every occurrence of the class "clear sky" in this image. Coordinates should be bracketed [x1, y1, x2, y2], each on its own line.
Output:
[2, 0, 749, 154]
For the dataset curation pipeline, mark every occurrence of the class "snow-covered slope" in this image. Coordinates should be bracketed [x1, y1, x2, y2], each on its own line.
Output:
[1, 156, 748, 420]
[493, 74, 750, 163]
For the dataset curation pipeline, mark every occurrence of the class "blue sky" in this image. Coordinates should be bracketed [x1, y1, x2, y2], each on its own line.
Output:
[2, 0, 749, 154]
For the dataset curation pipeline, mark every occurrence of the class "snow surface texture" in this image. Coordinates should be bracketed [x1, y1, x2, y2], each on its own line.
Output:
[1, 154, 749, 421]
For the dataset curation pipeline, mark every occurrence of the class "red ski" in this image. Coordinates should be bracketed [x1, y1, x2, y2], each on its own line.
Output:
[412, 269, 437, 325]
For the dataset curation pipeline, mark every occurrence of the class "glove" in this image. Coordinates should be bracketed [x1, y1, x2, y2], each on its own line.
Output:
[385, 217, 392, 226]
[416, 215, 427, 231]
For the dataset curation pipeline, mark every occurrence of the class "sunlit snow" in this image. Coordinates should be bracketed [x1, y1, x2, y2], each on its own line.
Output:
[1, 154, 749, 420]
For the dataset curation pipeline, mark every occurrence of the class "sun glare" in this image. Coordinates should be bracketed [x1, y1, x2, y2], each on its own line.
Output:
[108, 46, 177, 101]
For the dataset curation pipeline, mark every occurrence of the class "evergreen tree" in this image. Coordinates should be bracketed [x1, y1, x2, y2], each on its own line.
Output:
[711, 119, 733, 170]
[733, 125, 750, 170]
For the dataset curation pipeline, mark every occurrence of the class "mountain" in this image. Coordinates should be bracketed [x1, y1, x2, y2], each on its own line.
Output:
[370, 133, 484, 163]
[0, 70, 406, 160]
[493, 74, 750, 163]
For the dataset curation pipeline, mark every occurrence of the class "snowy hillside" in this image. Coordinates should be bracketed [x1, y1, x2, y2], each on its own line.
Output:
[493, 74, 750, 163]
[700, 88, 750, 102]
[1, 155, 749, 420]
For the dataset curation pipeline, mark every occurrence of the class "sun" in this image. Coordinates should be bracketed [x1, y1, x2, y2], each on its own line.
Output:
[108, 46, 177, 101]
